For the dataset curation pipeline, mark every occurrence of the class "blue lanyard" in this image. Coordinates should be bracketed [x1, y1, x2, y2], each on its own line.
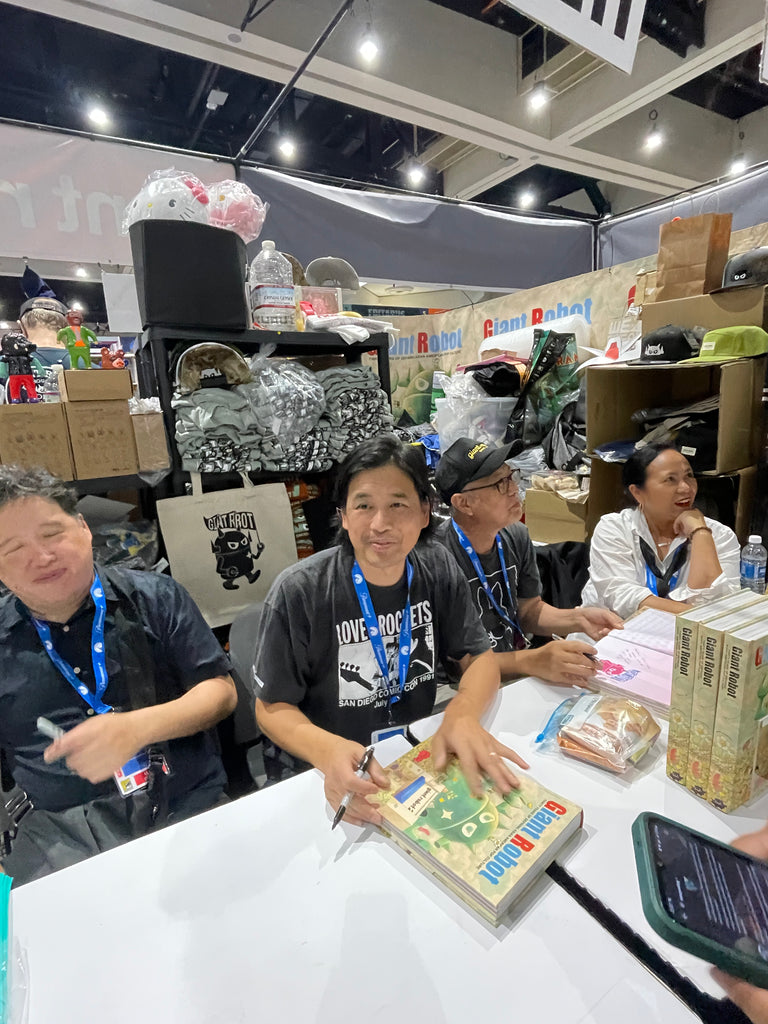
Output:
[32, 572, 112, 715]
[451, 521, 526, 638]
[351, 559, 413, 705]
[644, 563, 681, 597]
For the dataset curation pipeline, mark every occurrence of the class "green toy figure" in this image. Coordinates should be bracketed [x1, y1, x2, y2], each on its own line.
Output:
[57, 308, 96, 369]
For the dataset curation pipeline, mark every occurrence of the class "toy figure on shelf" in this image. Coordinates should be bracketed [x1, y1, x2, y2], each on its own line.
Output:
[100, 346, 125, 369]
[57, 309, 96, 369]
[0, 331, 41, 403]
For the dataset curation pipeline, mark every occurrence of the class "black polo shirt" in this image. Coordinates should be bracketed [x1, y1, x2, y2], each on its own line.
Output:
[0, 566, 230, 812]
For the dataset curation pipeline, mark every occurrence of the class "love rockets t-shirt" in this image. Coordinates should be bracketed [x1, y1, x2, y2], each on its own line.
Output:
[252, 541, 491, 745]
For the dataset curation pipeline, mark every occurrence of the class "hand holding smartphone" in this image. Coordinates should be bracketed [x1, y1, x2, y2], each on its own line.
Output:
[633, 812, 768, 990]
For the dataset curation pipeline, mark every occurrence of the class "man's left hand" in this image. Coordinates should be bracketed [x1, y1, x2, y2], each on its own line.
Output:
[43, 712, 146, 783]
[432, 706, 529, 798]
[571, 606, 623, 640]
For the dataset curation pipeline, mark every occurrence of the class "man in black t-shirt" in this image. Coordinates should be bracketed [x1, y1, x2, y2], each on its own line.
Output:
[0, 465, 237, 883]
[253, 436, 530, 827]
[434, 437, 622, 686]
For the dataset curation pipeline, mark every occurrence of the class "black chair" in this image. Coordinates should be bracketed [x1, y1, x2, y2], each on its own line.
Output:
[217, 603, 265, 797]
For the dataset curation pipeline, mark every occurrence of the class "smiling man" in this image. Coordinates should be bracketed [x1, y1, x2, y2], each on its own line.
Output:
[434, 437, 622, 687]
[0, 465, 237, 884]
[253, 435, 529, 826]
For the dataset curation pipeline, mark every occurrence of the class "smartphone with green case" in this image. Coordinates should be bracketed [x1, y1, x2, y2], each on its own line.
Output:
[633, 811, 768, 988]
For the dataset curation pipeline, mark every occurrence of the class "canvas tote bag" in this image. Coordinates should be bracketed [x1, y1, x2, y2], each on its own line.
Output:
[156, 473, 298, 628]
[655, 212, 732, 301]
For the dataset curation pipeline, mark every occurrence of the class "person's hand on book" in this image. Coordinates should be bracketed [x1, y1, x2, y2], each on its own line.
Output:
[319, 736, 390, 827]
[711, 823, 768, 1020]
[529, 640, 600, 687]
[432, 710, 529, 798]
[571, 606, 623, 641]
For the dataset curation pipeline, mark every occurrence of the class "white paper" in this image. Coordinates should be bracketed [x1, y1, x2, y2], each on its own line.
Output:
[614, 608, 677, 656]
[593, 632, 674, 710]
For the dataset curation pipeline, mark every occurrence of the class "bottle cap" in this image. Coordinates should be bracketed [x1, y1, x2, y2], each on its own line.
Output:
[748, 534, 762, 545]
[262, 240, 275, 250]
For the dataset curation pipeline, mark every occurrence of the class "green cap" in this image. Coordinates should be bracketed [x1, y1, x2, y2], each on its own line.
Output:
[680, 325, 768, 363]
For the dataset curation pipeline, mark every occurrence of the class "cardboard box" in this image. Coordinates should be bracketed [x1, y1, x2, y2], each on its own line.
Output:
[64, 400, 138, 479]
[0, 403, 74, 480]
[641, 284, 768, 334]
[585, 356, 765, 476]
[524, 488, 588, 543]
[58, 368, 133, 402]
[131, 413, 170, 471]
[709, 615, 768, 813]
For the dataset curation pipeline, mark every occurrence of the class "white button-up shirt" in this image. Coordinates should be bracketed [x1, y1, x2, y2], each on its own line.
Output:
[581, 507, 741, 619]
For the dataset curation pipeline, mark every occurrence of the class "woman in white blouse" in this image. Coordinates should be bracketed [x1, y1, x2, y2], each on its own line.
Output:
[582, 443, 741, 619]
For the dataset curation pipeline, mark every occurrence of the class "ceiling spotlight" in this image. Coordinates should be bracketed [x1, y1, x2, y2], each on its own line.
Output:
[70, 301, 85, 312]
[358, 31, 379, 63]
[206, 88, 229, 112]
[519, 189, 536, 209]
[644, 125, 663, 151]
[730, 155, 748, 176]
[528, 83, 551, 111]
[277, 138, 296, 159]
[87, 106, 109, 128]
[75, 266, 88, 278]
[407, 164, 426, 187]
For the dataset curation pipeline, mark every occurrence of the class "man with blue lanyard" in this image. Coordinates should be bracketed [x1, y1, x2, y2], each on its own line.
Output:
[0, 465, 237, 884]
[253, 436, 529, 828]
[434, 438, 622, 687]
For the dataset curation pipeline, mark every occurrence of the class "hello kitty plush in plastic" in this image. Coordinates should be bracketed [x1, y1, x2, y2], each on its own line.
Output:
[206, 179, 267, 243]
[122, 169, 210, 232]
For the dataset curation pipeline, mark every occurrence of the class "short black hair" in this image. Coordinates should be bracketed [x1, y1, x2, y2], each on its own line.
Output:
[622, 443, 687, 500]
[0, 465, 78, 515]
[333, 435, 435, 548]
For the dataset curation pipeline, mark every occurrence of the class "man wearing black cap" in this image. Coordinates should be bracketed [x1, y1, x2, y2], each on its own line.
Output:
[434, 438, 622, 686]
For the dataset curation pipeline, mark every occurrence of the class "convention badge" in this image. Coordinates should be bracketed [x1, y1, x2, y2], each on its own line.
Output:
[371, 725, 408, 744]
[113, 750, 151, 797]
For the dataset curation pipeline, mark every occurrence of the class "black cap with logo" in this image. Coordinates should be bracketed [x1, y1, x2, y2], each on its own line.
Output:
[628, 325, 703, 365]
[435, 436, 524, 505]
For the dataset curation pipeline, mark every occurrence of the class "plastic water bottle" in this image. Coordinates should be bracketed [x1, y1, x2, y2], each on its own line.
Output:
[740, 534, 768, 593]
[249, 240, 296, 330]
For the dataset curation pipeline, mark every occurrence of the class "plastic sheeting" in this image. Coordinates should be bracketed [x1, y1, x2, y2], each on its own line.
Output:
[239, 168, 593, 292]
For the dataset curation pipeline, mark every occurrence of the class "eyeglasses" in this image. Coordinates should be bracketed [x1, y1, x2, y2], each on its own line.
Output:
[462, 470, 519, 496]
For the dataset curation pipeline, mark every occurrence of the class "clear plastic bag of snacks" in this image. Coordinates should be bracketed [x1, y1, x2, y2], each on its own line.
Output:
[535, 693, 660, 773]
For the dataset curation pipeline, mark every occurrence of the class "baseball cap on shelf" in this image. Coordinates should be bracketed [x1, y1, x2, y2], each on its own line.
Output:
[435, 436, 524, 505]
[305, 256, 360, 290]
[577, 324, 642, 371]
[680, 325, 768, 363]
[627, 325, 704, 365]
[713, 247, 768, 293]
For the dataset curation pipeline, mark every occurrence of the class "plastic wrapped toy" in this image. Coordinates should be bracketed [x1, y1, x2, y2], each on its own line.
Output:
[122, 168, 210, 232]
[207, 179, 267, 243]
[244, 347, 326, 445]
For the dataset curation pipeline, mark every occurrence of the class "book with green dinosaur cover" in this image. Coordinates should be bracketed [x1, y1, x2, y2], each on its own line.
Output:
[372, 739, 583, 925]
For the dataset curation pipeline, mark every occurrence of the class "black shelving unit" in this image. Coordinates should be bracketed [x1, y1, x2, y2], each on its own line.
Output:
[135, 326, 392, 497]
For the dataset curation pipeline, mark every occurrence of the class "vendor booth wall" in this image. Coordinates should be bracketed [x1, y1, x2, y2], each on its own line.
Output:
[0, 123, 234, 266]
[380, 219, 768, 419]
[598, 164, 768, 269]
[239, 167, 593, 293]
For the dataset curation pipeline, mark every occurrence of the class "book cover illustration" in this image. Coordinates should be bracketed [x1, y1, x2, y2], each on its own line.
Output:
[592, 633, 673, 712]
[373, 740, 582, 921]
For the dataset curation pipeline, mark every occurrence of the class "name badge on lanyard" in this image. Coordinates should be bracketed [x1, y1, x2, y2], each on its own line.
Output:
[451, 521, 530, 647]
[32, 571, 153, 798]
[351, 558, 413, 724]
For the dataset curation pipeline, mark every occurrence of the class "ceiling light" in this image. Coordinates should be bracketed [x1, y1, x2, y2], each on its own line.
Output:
[358, 31, 379, 63]
[519, 189, 536, 209]
[644, 125, 663, 151]
[206, 88, 229, 111]
[278, 138, 296, 159]
[528, 83, 551, 111]
[70, 301, 85, 312]
[87, 107, 109, 128]
[730, 156, 748, 176]
[407, 164, 426, 187]
[75, 266, 88, 278]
